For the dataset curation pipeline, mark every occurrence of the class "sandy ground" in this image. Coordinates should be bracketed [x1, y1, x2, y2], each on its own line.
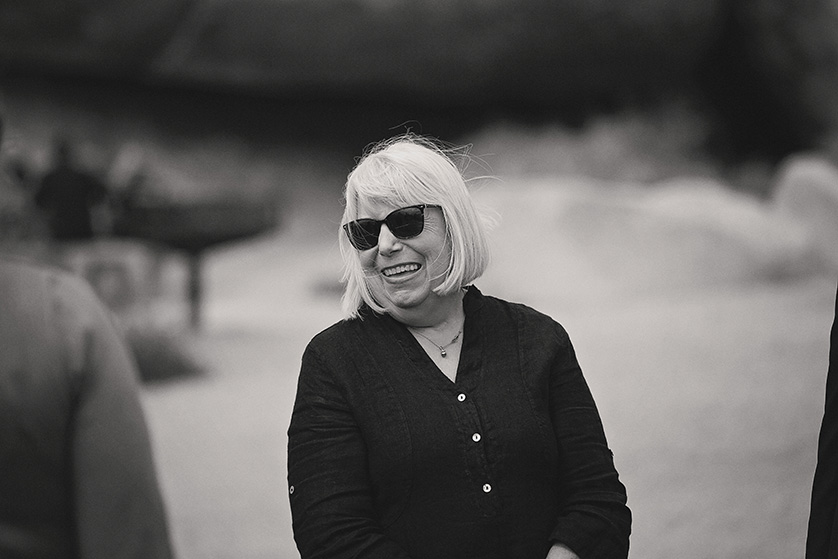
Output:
[139, 178, 837, 559]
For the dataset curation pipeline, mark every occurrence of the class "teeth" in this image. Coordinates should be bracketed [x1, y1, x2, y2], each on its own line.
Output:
[383, 264, 419, 277]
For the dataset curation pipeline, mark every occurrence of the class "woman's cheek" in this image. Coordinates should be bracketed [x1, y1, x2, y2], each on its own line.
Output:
[359, 251, 378, 272]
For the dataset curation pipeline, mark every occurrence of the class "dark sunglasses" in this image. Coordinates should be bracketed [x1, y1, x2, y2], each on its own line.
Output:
[343, 204, 439, 251]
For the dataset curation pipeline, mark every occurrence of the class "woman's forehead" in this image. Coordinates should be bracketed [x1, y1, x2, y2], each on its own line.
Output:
[355, 196, 413, 217]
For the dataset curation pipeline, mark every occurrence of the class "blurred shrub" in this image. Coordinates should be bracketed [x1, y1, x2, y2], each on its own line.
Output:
[126, 327, 203, 383]
[469, 99, 778, 196]
[471, 101, 719, 181]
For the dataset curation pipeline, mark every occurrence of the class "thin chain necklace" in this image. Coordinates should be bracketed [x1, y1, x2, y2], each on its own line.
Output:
[410, 328, 463, 358]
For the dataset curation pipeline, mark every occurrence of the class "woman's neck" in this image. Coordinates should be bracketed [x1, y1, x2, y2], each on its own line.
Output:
[389, 288, 466, 331]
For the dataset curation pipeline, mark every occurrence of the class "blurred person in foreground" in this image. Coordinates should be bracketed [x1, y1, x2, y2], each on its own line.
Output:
[807, 281, 838, 558]
[0, 255, 174, 559]
[287, 135, 631, 559]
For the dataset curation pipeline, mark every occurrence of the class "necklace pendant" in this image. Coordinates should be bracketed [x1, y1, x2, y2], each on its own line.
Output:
[440, 349, 447, 357]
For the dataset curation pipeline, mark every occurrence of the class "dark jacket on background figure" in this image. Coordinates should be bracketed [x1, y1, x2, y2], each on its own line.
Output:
[807, 281, 838, 559]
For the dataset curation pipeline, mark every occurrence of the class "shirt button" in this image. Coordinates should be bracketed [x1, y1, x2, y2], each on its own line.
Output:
[289, 485, 295, 495]
[472, 433, 481, 442]
[482, 483, 492, 493]
[457, 393, 466, 402]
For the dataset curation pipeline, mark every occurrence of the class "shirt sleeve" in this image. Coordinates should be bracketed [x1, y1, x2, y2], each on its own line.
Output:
[53, 271, 173, 559]
[287, 343, 413, 559]
[547, 323, 631, 559]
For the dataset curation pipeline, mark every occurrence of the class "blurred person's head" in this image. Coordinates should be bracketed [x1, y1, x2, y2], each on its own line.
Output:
[339, 135, 491, 320]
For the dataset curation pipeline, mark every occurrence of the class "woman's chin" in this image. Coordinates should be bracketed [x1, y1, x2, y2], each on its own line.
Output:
[381, 289, 427, 313]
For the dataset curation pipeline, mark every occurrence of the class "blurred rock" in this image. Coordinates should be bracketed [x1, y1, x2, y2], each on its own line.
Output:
[478, 177, 823, 303]
[565, 179, 822, 289]
[772, 153, 838, 271]
[125, 326, 203, 384]
[50, 238, 199, 334]
[58, 239, 158, 309]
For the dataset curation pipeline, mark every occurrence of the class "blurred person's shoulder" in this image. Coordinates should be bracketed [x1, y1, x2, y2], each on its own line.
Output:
[0, 254, 90, 301]
[0, 254, 131, 383]
[0, 254, 61, 302]
[0, 254, 109, 333]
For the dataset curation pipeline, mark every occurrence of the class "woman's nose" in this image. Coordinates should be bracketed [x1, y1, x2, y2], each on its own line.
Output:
[377, 224, 401, 255]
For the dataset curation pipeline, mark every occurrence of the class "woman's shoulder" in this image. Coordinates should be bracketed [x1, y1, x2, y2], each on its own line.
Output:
[470, 287, 572, 352]
[306, 309, 387, 354]
[300, 312, 400, 387]
[471, 286, 562, 327]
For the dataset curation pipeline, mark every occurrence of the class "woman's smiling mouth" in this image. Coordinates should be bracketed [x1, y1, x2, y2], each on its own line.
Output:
[382, 263, 421, 278]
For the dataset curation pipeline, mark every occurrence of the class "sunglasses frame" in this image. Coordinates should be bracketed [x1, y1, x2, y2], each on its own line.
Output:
[343, 204, 440, 251]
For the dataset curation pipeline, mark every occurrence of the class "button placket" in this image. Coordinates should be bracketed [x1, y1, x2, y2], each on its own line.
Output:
[449, 387, 498, 509]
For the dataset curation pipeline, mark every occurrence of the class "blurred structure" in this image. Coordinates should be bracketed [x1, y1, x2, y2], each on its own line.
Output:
[112, 199, 279, 329]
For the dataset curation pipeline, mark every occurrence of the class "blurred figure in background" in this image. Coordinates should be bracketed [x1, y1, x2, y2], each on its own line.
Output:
[288, 135, 631, 559]
[35, 137, 108, 241]
[0, 114, 173, 559]
[807, 281, 838, 559]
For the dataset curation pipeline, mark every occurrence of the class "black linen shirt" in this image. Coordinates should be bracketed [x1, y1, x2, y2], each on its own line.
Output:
[288, 286, 630, 559]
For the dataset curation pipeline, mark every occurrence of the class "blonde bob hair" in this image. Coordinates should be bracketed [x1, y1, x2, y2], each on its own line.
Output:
[339, 135, 491, 319]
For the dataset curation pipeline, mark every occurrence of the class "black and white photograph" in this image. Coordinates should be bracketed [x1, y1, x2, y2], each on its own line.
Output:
[2, 1, 838, 558]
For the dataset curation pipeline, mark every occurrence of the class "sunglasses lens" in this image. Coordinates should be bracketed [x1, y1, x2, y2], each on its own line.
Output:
[344, 220, 380, 251]
[343, 205, 429, 250]
[386, 206, 425, 239]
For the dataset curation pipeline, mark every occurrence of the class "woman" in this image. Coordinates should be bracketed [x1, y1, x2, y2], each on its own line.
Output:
[287, 135, 631, 559]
